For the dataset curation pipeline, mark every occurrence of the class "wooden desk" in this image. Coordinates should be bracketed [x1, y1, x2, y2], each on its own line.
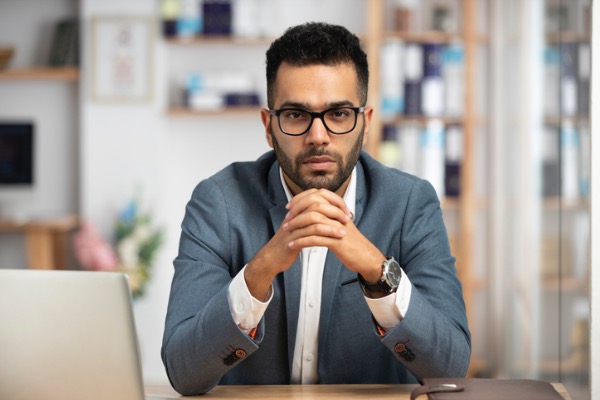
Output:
[145, 383, 572, 399]
[0, 215, 78, 269]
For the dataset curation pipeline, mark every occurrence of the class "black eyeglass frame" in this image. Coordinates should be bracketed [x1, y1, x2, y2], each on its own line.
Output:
[268, 106, 366, 136]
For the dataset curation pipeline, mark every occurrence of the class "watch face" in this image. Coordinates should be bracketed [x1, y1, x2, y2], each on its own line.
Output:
[384, 259, 402, 288]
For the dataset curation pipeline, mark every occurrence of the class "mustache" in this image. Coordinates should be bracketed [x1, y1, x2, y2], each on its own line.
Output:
[295, 148, 341, 163]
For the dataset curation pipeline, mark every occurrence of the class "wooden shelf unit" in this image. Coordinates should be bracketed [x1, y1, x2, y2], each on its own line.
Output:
[365, 0, 483, 377]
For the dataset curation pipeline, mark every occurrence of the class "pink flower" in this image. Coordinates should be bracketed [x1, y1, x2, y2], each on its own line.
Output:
[73, 220, 119, 271]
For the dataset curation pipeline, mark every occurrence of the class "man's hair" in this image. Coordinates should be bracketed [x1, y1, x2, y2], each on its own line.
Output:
[265, 22, 369, 109]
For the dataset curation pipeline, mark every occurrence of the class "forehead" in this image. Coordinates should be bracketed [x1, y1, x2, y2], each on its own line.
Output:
[272, 62, 360, 108]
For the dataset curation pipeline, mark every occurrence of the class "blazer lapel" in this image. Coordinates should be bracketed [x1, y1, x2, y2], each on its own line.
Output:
[267, 162, 302, 375]
[318, 161, 367, 363]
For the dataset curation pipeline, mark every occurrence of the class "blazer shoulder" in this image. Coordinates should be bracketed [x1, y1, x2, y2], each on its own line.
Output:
[191, 151, 278, 207]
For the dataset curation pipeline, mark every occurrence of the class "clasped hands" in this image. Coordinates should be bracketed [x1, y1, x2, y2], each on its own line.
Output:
[246, 188, 385, 301]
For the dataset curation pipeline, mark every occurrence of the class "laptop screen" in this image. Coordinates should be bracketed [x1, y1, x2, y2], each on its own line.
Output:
[0, 269, 146, 400]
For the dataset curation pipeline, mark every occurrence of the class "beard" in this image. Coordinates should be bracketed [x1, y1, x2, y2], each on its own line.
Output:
[272, 127, 364, 193]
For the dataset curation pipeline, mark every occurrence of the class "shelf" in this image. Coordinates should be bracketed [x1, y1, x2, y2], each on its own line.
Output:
[166, 106, 262, 117]
[542, 276, 589, 292]
[542, 197, 590, 211]
[545, 31, 590, 43]
[0, 67, 79, 81]
[382, 30, 488, 44]
[165, 35, 273, 46]
[382, 115, 464, 126]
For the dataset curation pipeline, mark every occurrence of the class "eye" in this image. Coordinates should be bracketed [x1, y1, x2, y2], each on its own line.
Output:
[282, 109, 308, 120]
[328, 108, 352, 120]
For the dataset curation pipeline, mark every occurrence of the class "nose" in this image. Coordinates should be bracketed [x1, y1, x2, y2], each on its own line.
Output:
[304, 115, 330, 146]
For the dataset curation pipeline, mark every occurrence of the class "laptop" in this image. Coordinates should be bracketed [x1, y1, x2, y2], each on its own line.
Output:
[0, 269, 159, 400]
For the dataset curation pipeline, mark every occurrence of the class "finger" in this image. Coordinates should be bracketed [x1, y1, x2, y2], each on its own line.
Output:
[284, 206, 350, 232]
[286, 189, 352, 221]
[287, 224, 347, 249]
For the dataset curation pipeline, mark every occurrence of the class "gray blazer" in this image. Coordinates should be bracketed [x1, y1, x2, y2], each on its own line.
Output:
[161, 151, 470, 395]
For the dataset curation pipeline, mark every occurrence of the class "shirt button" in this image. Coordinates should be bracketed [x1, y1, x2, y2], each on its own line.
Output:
[305, 353, 314, 362]
[236, 303, 245, 313]
[308, 300, 316, 308]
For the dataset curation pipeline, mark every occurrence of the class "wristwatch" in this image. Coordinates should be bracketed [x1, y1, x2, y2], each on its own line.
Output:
[357, 257, 402, 295]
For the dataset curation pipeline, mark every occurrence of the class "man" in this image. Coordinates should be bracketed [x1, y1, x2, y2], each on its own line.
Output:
[162, 22, 470, 395]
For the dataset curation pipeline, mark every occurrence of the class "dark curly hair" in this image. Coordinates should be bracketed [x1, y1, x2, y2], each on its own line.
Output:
[265, 22, 369, 109]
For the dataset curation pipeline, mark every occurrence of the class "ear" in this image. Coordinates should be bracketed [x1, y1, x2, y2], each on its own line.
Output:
[362, 106, 374, 145]
[261, 108, 275, 148]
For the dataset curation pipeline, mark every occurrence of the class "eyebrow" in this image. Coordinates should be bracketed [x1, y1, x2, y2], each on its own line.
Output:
[277, 100, 356, 110]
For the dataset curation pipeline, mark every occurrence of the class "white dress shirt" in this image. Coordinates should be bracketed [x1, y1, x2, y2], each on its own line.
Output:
[227, 167, 412, 383]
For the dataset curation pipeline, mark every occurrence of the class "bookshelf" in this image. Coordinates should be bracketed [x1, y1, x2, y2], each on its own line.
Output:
[364, 0, 485, 376]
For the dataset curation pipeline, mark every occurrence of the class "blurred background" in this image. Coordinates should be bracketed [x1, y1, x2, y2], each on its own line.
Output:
[0, 0, 594, 398]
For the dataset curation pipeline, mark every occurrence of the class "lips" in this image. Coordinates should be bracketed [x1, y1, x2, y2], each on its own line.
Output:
[304, 156, 335, 170]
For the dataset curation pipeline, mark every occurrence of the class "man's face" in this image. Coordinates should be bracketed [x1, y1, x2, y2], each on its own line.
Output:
[261, 62, 372, 196]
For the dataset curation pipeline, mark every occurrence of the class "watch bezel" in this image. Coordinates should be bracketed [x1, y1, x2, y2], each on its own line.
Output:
[358, 257, 401, 294]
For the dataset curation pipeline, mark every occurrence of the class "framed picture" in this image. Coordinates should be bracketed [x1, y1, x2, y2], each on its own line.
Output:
[90, 16, 154, 102]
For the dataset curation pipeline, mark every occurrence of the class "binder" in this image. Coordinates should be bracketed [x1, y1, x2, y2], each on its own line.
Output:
[411, 378, 564, 400]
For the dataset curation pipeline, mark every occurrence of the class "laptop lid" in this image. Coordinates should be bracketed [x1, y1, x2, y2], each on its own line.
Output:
[0, 269, 146, 400]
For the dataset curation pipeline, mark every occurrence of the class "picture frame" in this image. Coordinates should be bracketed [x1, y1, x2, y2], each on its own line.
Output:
[90, 16, 154, 102]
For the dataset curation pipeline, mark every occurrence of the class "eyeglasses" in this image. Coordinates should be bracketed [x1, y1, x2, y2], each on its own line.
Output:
[269, 106, 366, 136]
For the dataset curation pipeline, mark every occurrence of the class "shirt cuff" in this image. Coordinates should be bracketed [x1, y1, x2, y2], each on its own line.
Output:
[364, 269, 412, 331]
[227, 265, 273, 334]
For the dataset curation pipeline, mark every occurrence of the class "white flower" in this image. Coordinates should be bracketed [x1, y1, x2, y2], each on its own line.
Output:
[132, 224, 152, 243]
[117, 236, 140, 268]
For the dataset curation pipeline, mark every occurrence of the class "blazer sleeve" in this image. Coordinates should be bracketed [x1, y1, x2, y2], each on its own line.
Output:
[380, 178, 471, 380]
[161, 178, 265, 395]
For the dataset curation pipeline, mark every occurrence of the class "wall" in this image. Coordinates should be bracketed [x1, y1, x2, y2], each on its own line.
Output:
[0, 0, 79, 266]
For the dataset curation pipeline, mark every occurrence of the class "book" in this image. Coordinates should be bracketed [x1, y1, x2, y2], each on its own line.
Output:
[403, 43, 423, 116]
[578, 122, 590, 197]
[543, 46, 560, 117]
[444, 125, 462, 197]
[232, 0, 261, 38]
[177, 0, 202, 38]
[397, 122, 420, 176]
[577, 42, 590, 116]
[419, 119, 445, 199]
[47, 18, 79, 67]
[378, 125, 401, 169]
[442, 44, 464, 117]
[559, 42, 578, 117]
[380, 39, 405, 117]
[421, 43, 445, 116]
[203, 0, 232, 35]
[560, 119, 579, 200]
[541, 127, 560, 197]
[410, 378, 564, 400]
[161, 0, 180, 38]
[224, 93, 260, 107]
